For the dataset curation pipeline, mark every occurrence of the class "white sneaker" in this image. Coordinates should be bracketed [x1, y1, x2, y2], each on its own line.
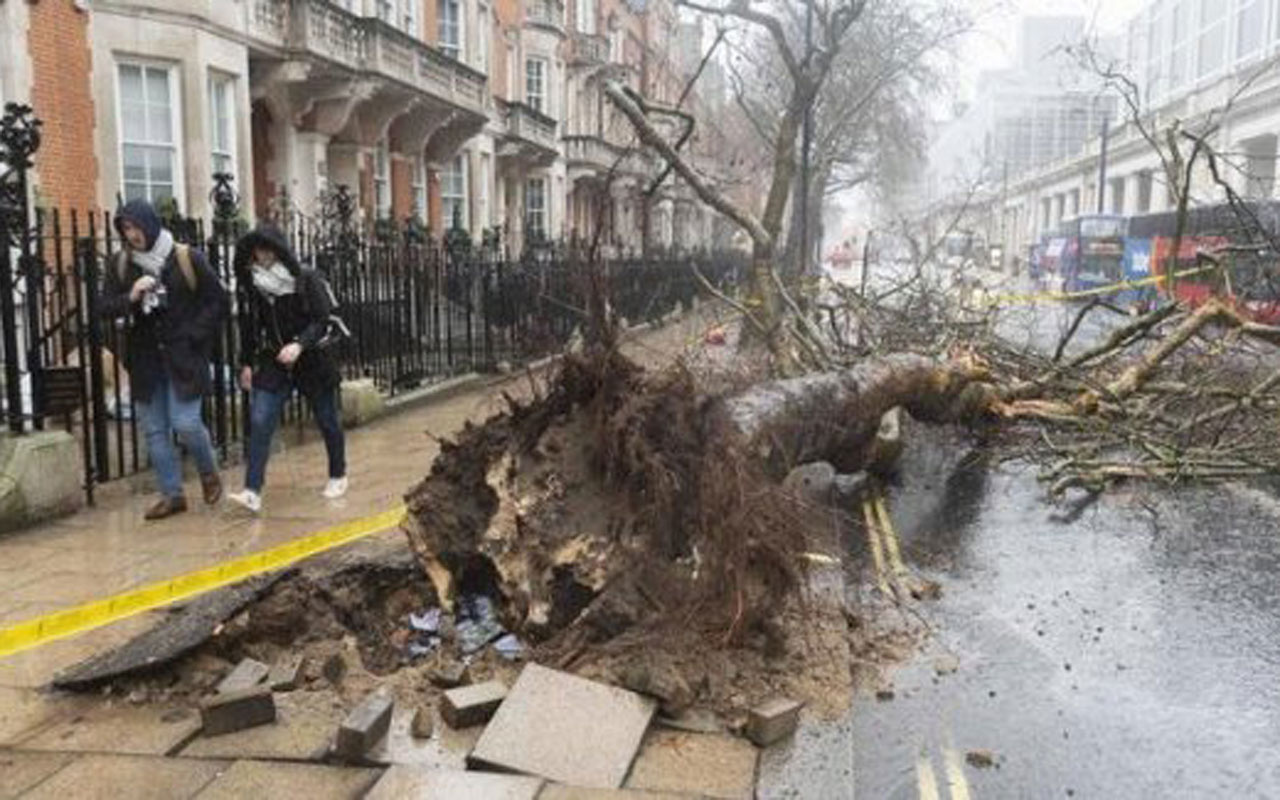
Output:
[227, 489, 262, 514]
[323, 477, 349, 499]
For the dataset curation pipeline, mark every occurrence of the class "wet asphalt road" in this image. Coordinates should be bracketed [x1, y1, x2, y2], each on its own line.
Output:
[849, 430, 1280, 799]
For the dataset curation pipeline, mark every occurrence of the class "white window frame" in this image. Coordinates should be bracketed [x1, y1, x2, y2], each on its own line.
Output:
[576, 0, 596, 35]
[411, 158, 427, 222]
[1196, 0, 1228, 80]
[526, 57, 547, 113]
[403, 0, 418, 36]
[115, 60, 185, 210]
[1168, 0, 1191, 91]
[1235, 0, 1265, 62]
[478, 4, 490, 72]
[376, 0, 395, 26]
[479, 152, 491, 226]
[439, 0, 463, 60]
[208, 71, 237, 183]
[442, 154, 468, 230]
[525, 177, 546, 240]
[374, 138, 391, 219]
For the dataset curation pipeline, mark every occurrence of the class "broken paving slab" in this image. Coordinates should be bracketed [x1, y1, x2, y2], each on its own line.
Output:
[192, 759, 381, 800]
[746, 697, 803, 747]
[215, 658, 270, 694]
[18, 753, 226, 800]
[14, 703, 202, 756]
[333, 690, 395, 760]
[469, 664, 655, 789]
[442, 680, 507, 728]
[624, 731, 758, 800]
[364, 766, 544, 800]
[268, 655, 307, 692]
[179, 690, 338, 761]
[362, 704, 482, 770]
[201, 686, 277, 736]
[538, 785, 695, 799]
[52, 574, 285, 690]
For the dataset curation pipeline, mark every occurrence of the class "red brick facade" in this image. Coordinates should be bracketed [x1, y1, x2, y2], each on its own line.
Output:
[27, 1, 99, 213]
[391, 158, 412, 221]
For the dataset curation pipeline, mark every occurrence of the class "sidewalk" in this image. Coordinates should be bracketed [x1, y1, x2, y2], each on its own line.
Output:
[0, 310, 721, 691]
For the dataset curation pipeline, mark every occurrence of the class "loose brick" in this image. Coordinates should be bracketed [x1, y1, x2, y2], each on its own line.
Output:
[428, 661, 470, 689]
[268, 656, 307, 692]
[442, 680, 507, 729]
[410, 705, 434, 739]
[201, 686, 277, 737]
[216, 658, 270, 694]
[745, 697, 803, 747]
[334, 690, 395, 759]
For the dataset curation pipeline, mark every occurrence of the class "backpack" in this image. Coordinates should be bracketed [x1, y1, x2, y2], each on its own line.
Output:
[115, 244, 197, 291]
[304, 268, 352, 350]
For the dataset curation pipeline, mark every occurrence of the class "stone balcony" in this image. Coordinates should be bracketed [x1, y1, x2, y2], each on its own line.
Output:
[247, 0, 487, 117]
[499, 101, 559, 165]
[524, 0, 567, 35]
[569, 32, 609, 67]
[563, 134, 651, 181]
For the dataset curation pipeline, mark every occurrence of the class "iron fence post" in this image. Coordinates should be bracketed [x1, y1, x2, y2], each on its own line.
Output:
[0, 104, 42, 433]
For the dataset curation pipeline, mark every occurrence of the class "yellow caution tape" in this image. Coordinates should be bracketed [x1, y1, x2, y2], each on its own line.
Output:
[0, 505, 407, 659]
[984, 265, 1217, 307]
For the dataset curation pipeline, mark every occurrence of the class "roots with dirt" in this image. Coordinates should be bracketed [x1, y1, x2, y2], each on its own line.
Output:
[401, 325, 996, 717]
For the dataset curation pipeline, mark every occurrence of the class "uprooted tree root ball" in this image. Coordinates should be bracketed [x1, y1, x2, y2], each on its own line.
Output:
[403, 346, 817, 657]
[401, 343, 998, 714]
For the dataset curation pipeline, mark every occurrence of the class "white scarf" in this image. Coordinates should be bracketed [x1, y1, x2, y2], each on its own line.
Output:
[131, 229, 175, 276]
[252, 262, 297, 297]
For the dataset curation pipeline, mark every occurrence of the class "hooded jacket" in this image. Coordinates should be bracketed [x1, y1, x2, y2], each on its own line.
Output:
[233, 225, 341, 395]
[100, 200, 229, 402]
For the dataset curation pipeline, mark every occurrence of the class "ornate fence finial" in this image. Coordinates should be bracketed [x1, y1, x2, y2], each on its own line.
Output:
[0, 103, 42, 173]
[0, 104, 42, 231]
[210, 172, 241, 239]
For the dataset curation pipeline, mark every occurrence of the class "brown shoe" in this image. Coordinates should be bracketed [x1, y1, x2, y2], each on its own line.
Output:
[145, 496, 188, 521]
[201, 472, 223, 505]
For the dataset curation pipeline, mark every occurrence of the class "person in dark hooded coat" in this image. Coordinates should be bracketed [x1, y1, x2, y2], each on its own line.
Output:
[101, 199, 228, 520]
[226, 225, 347, 513]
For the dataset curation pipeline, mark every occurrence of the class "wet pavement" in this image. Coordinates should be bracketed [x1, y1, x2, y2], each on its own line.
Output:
[851, 429, 1280, 799]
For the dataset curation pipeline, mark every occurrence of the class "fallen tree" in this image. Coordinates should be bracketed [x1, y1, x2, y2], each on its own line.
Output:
[402, 342, 997, 653]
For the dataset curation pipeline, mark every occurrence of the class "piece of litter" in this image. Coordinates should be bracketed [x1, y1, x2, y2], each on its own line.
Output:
[493, 633, 524, 660]
[801, 552, 839, 565]
[409, 609, 441, 633]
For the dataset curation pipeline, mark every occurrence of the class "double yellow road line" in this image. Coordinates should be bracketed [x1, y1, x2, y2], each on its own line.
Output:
[917, 742, 975, 800]
[861, 490, 920, 601]
[0, 506, 407, 659]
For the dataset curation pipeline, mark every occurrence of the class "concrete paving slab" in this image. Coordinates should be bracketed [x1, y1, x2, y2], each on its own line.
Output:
[14, 702, 202, 756]
[0, 687, 83, 746]
[179, 689, 339, 761]
[215, 658, 270, 694]
[363, 703, 483, 769]
[0, 751, 76, 799]
[469, 664, 655, 789]
[623, 731, 758, 800]
[537, 785, 693, 799]
[17, 753, 226, 800]
[364, 766, 544, 800]
[442, 680, 507, 728]
[193, 759, 380, 800]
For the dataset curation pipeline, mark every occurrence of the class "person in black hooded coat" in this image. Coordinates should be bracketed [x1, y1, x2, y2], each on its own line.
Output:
[226, 225, 347, 513]
[101, 199, 228, 521]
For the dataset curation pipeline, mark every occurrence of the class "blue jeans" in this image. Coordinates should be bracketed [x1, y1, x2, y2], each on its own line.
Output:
[245, 385, 345, 492]
[137, 374, 219, 499]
